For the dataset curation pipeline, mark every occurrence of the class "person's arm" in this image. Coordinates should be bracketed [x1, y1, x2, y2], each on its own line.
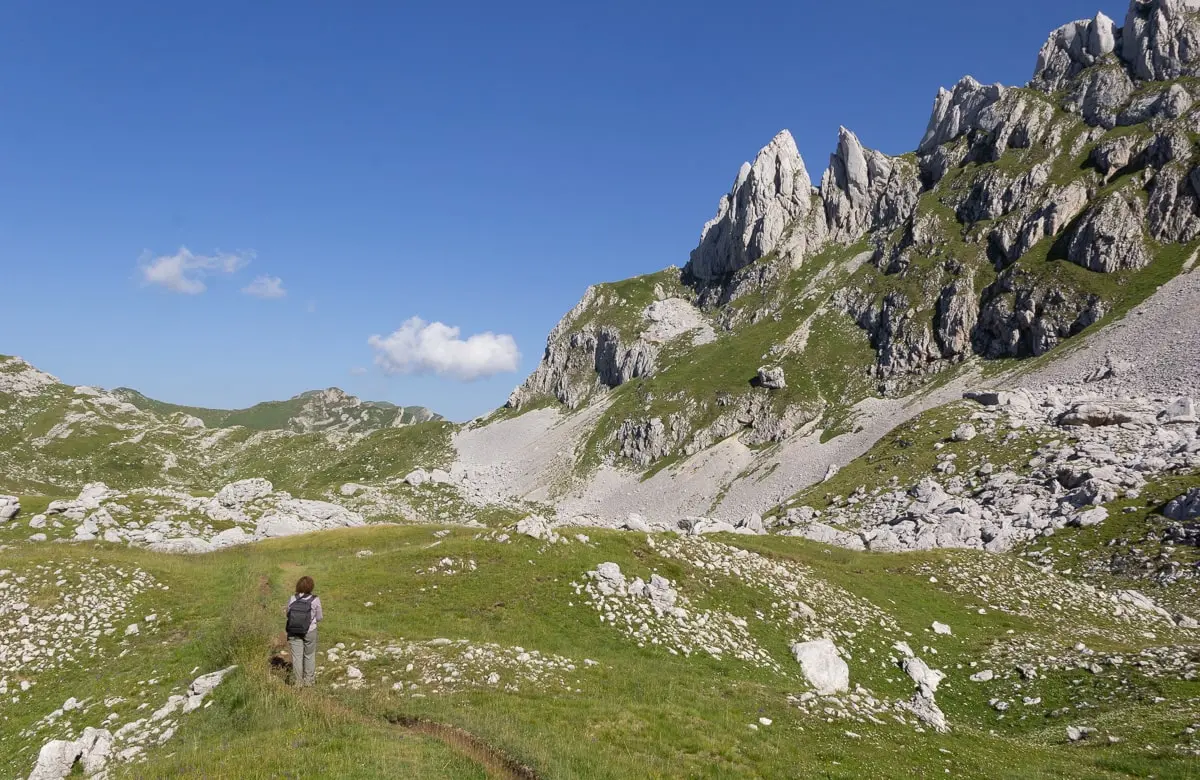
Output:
[314, 597, 324, 624]
[284, 594, 294, 616]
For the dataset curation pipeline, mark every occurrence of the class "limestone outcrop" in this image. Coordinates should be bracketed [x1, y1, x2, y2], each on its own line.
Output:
[687, 131, 814, 282]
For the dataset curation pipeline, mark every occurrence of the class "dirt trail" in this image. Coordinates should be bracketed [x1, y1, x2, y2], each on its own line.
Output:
[387, 715, 540, 780]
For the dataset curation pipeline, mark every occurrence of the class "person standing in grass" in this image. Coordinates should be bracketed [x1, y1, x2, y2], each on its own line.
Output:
[285, 576, 323, 687]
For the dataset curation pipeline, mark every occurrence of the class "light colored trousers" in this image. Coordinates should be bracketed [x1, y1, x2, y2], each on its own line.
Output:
[288, 629, 317, 686]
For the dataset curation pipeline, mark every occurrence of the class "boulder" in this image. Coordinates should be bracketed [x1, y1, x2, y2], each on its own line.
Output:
[756, 366, 786, 390]
[733, 514, 767, 535]
[28, 739, 81, 780]
[0, 495, 18, 522]
[515, 514, 559, 542]
[404, 469, 429, 487]
[1058, 403, 1136, 427]
[215, 478, 273, 507]
[1165, 488, 1200, 521]
[1159, 397, 1198, 423]
[790, 638, 850, 695]
[622, 513, 652, 533]
[951, 424, 977, 442]
[255, 515, 314, 539]
[210, 527, 252, 549]
[77, 728, 113, 776]
[903, 656, 946, 694]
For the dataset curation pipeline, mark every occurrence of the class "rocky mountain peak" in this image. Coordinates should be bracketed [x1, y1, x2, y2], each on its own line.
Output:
[820, 127, 919, 241]
[686, 129, 813, 282]
[918, 76, 1007, 155]
[1031, 12, 1119, 92]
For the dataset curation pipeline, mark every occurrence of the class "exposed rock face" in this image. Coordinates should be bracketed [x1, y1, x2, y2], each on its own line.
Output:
[595, 329, 657, 389]
[617, 417, 680, 467]
[918, 77, 1007, 154]
[988, 182, 1092, 268]
[1122, 0, 1200, 81]
[1120, 82, 1194, 126]
[975, 274, 1107, 358]
[1067, 190, 1151, 272]
[970, 92, 1058, 163]
[821, 127, 920, 241]
[1092, 134, 1144, 176]
[958, 162, 1053, 226]
[1148, 163, 1200, 241]
[642, 298, 716, 345]
[0, 356, 59, 397]
[687, 130, 813, 282]
[1032, 13, 1120, 92]
[1068, 66, 1136, 129]
[507, 286, 661, 410]
[790, 638, 849, 695]
[840, 290, 940, 382]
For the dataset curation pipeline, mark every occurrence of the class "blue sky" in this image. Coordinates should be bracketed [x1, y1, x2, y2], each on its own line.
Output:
[0, 0, 1125, 421]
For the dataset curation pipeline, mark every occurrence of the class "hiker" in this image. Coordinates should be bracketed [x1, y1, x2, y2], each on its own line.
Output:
[284, 576, 323, 687]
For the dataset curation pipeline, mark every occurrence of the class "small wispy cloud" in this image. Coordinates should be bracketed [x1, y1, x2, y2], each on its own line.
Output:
[139, 247, 254, 294]
[349, 366, 368, 376]
[367, 317, 521, 381]
[241, 275, 287, 299]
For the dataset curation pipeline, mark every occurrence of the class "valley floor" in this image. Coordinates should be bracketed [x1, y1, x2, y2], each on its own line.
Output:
[2, 523, 1197, 779]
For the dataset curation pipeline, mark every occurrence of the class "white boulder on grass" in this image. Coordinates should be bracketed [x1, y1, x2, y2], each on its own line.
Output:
[951, 423, 977, 442]
[623, 513, 652, 533]
[516, 514, 560, 542]
[215, 478, 273, 507]
[0, 495, 19, 522]
[790, 638, 849, 695]
[932, 621, 952, 635]
[27, 739, 80, 780]
[404, 469, 429, 487]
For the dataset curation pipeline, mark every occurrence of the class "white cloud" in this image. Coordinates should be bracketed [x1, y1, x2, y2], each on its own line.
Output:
[242, 275, 287, 299]
[139, 247, 254, 294]
[368, 317, 521, 381]
[349, 366, 368, 376]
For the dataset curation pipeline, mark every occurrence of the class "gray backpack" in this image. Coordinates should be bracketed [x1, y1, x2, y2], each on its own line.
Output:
[286, 595, 313, 637]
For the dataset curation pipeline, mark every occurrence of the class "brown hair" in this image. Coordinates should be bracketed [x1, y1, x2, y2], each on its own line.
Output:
[295, 576, 314, 595]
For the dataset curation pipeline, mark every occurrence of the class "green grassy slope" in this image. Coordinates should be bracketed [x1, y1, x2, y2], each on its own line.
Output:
[1, 524, 1195, 779]
[112, 387, 441, 431]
